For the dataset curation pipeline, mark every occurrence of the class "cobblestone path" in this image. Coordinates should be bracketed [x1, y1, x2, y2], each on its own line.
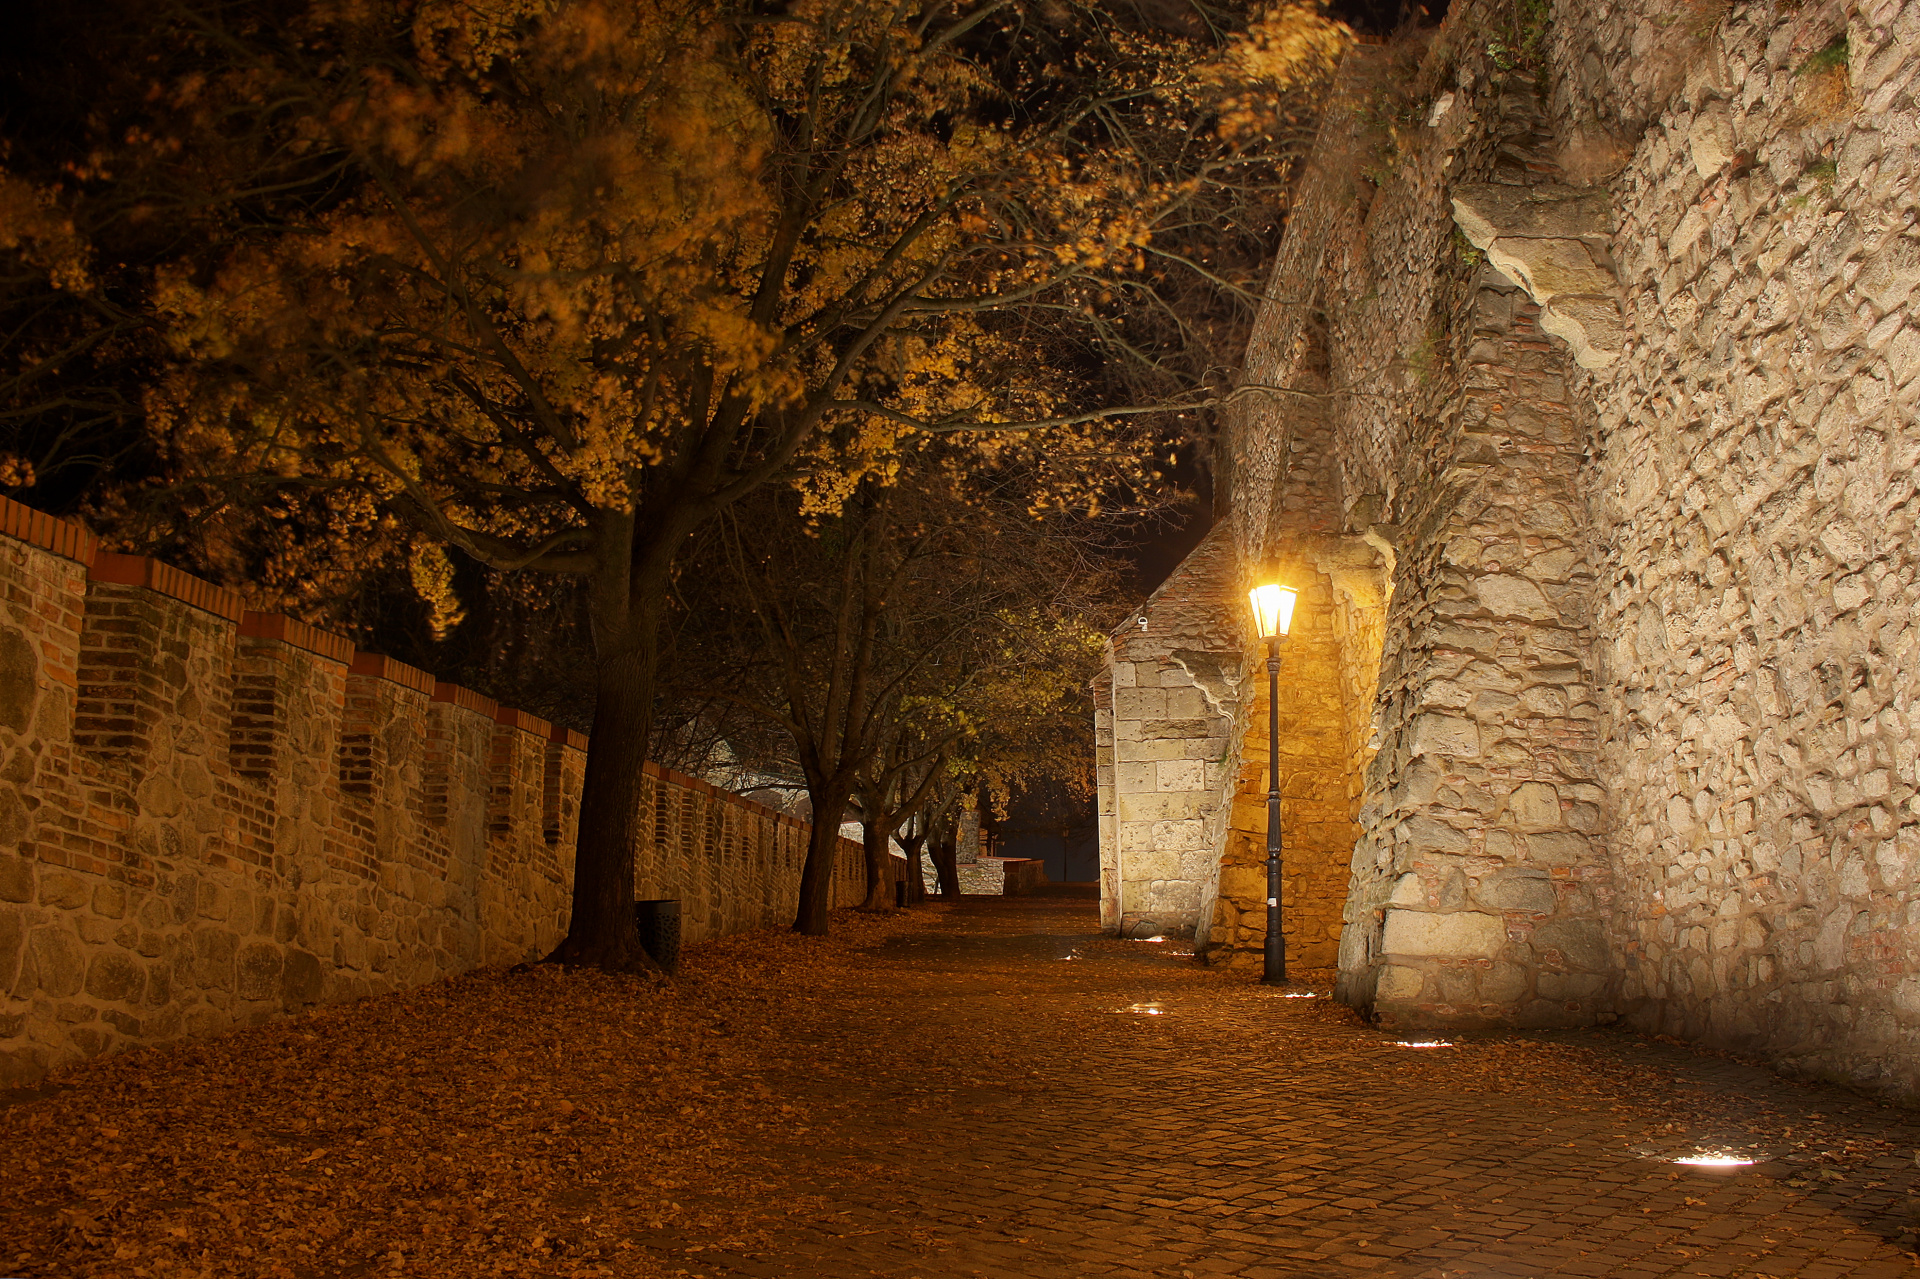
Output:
[9, 888, 1920, 1279]
[691, 888, 1920, 1279]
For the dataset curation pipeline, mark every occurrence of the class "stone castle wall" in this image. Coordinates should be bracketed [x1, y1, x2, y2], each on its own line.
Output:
[1100, 0, 1920, 1090]
[1233, 24, 1616, 1025]
[1555, 0, 1920, 1088]
[0, 497, 867, 1085]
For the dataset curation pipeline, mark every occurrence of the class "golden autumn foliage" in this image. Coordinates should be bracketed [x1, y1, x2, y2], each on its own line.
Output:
[0, 0, 1350, 960]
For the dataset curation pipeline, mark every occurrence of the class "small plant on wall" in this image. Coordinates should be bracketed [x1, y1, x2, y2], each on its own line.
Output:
[1795, 33, 1853, 123]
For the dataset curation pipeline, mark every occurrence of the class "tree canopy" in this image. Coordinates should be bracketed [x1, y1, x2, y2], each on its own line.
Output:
[0, 0, 1351, 959]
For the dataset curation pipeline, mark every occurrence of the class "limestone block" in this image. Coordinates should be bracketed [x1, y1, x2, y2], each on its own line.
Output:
[1126, 850, 1181, 881]
[1112, 688, 1167, 719]
[1381, 909, 1506, 959]
[1377, 965, 1425, 999]
[1149, 818, 1208, 850]
[1420, 680, 1474, 710]
[1409, 713, 1480, 759]
[1402, 814, 1469, 855]
[1221, 865, 1265, 900]
[1525, 831, 1594, 862]
[1506, 782, 1562, 832]
[1156, 760, 1205, 791]
[1389, 873, 1423, 906]
[1117, 791, 1206, 823]
[1428, 624, 1500, 655]
[1473, 574, 1558, 622]
[1163, 687, 1208, 719]
[1857, 239, 1920, 314]
[1688, 101, 1735, 178]
[1142, 718, 1216, 741]
[1450, 183, 1614, 247]
[1540, 296, 1626, 369]
[1485, 238, 1616, 303]
[1481, 961, 1530, 1003]
[1115, 762, 1156, 794]
[1478, 867, 1556, 914]
[1533, 919, 1609, 972]
[1538, 971, 1608, 1000]
[1816, 908, 1855, 970]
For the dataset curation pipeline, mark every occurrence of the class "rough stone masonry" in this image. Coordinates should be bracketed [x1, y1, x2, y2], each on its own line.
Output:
[1094, 0, 1920, 1096]
[0, 497, 870, 1084]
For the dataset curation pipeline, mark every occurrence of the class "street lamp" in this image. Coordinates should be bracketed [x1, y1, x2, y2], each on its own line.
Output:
[1248, 582, 1298, 984]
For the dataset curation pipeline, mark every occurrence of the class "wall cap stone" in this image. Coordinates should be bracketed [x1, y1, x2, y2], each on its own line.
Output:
[496, 705, 553, 738]
[241, 610, 354, 664]
[0, 493, 97, 567]
[90, 551, 247, 623]
[431, 680, 499, 717]
[350, 651, 436, 695]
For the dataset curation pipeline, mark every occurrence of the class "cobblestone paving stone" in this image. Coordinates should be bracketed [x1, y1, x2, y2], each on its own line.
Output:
[691, 888, 1920, 1279]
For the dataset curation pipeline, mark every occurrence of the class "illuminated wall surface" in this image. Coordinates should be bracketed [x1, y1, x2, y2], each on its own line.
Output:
[0, 501, 868, 1085]
[1096, 0, 1920, 1095]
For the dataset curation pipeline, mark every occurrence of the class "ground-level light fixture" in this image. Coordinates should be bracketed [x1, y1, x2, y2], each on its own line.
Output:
[1247, 582, 1298, 984]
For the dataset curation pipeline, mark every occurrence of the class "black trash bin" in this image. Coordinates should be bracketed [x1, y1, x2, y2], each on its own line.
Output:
[634, 899, 682, 975]
[894, 879, 908, 908]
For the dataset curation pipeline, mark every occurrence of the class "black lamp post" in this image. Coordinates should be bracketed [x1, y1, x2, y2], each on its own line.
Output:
[1248, 582, 1298, 985]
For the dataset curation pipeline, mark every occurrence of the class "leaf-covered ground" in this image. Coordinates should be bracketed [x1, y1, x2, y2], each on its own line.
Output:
[3, 908, 936, 1278]
[6, 889, 1920, 1279]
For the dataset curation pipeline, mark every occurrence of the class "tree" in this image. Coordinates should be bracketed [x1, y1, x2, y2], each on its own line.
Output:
[674, 455, 1118, 932]
[3, 0, 1350, 968]
[851, 720, 951, 910]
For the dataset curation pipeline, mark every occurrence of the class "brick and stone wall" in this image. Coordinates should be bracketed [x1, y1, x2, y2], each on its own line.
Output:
[0, 497, 867, 1085]
[1098, 0, 1920, 1091]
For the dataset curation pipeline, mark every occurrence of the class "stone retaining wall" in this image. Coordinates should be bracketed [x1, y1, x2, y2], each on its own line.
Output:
[0, 497, 866, 1085]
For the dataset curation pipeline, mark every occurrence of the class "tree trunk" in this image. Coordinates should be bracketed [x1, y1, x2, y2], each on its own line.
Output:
[794, 777, 855, 935]
[900, 832, 927, 905]
[545, 629, 659, 972]
[858, 813, 894, 912]
[930, 838, 960, 900]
